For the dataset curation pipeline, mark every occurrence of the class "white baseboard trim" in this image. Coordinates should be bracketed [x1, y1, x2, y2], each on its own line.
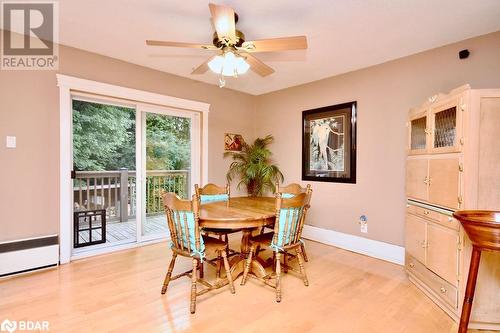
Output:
[0, 245, 59, 276]
[302, 225, 405, 265]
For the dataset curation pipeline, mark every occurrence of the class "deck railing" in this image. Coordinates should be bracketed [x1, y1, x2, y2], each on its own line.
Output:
[73, 169, 189, 222]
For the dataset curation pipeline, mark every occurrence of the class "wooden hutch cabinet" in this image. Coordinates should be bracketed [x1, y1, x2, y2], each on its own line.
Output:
[405, 85, 500, 330]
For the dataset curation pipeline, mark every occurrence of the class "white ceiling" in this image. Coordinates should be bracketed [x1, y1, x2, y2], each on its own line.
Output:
[58, 0, 500, 95]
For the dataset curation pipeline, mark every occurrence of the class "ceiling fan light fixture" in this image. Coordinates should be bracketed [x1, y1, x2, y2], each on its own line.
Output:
[221, 51, 237, 76]
[208, 51, 249, 77]
[208, 55, 224, 73]
[235, 56, 250, 74]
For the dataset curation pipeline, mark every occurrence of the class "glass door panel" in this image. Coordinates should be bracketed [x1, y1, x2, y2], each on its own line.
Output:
[410, 116, 427, 150]
[429, 95, 464, 153]
[433, 106, 457, 149]
[408, 108, 428, 155]
[141, 110, 196, 239]
[72, 99, 137, 251]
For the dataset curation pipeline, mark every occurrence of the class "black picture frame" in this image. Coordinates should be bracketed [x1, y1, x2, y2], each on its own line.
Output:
[302, 101, 357, 183]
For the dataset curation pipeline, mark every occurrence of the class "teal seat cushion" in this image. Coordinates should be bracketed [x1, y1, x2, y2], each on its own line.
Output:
[271, 207, 303, 249]
[200, 194, 229, 203]
[171, 210, 205, 256]
[281, 193, 295, 199]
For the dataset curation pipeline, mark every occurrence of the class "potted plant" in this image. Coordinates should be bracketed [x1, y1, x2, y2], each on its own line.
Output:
[225, 135, 284, 196]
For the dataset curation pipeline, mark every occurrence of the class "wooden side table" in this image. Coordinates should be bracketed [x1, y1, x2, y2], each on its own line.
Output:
[452, 211, 500, 333]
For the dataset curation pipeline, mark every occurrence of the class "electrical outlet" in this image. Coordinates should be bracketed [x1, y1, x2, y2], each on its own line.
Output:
[359, 215, 368, 233]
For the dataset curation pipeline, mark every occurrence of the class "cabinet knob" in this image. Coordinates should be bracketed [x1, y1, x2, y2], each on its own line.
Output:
[409, 262, 415, 268]
[440, 287, 447, 294]
[424, 210, 429, 215]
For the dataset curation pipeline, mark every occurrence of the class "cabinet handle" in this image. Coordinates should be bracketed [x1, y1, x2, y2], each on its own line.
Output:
[440, 287, 447, 294]
[424, 210, 429, 215]
[409, 262, 415, 268]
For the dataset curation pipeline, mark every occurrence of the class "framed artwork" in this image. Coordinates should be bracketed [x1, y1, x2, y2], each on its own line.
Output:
[302, 101, 357, 183]
[224, 133, 243, 152]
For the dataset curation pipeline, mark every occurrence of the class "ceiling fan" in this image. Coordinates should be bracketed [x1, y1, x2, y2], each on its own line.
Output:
[146, 3, 307, 87]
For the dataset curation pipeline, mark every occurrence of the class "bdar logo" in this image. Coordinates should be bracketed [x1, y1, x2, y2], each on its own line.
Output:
[0, 319, 17, 333]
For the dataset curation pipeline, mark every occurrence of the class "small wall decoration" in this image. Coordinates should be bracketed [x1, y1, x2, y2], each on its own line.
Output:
[302, 101, 357, 183]
[224, 133, 244, 152]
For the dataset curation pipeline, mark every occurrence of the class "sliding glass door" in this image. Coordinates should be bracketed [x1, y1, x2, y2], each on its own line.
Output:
[71, 96, 201, 255]
[138, 106, 201, 241]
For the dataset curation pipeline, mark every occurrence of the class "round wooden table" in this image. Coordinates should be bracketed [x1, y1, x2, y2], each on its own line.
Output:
[199, 196, 276, 279]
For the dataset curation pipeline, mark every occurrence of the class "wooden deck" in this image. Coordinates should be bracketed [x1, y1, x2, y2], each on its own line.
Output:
[77, 214, 168, 244]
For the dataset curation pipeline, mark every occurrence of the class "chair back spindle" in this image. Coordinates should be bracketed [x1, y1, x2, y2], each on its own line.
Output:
[271, 189, 312, 251]
[163, 192, 205, 257]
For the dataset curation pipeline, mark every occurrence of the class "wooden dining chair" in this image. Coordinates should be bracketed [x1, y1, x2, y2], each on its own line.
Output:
[241, 189, 312, 302]
[275, 182, 311, 262]
[161, 192, 235, 314]
[195, 183, 240, 257]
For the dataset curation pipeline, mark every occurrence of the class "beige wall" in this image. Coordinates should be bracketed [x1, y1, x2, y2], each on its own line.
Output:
[254, 31, 500, 246]
[0, 43, 255, 242]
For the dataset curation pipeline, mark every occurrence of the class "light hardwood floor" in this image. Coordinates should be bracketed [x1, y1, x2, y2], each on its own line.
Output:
[0, 238, 491, 333]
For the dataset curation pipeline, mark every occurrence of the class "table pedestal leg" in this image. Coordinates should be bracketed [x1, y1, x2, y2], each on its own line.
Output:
[229, 229, 267, 280]
[458, 247, 482, 333]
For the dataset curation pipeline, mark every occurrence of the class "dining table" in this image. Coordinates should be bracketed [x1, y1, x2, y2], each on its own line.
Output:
[199, 196, 276, 279]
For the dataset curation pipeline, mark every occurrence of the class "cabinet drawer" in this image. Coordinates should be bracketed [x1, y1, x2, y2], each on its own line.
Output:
[406, 204, 459, 231]
[406, 254, 458, 309]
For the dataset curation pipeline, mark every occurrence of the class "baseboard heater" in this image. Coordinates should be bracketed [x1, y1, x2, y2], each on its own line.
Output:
[0, 235, 59, 277]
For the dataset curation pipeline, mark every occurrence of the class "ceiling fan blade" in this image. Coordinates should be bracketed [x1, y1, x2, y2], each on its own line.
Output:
[243, 54, 275, 77]
[208, 3, 236, 44]
[146, 40, 217, 50]
[240, 36, 307, 52]
[191, 56, 215, 75]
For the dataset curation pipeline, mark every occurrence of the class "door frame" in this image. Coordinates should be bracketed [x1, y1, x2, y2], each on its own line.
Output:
[57, 74, 210, 264]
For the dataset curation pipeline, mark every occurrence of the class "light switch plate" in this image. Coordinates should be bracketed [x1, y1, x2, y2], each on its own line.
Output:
[6, 136, 16, 148]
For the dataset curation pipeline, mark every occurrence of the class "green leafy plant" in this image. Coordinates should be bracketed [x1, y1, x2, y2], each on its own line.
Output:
[225, 135, 284, 196]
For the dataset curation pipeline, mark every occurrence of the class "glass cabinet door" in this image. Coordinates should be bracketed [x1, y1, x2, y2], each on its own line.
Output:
[430, 96, 464, 153]
[408, 110, 428, 154]
[433, 106, 457, 148]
